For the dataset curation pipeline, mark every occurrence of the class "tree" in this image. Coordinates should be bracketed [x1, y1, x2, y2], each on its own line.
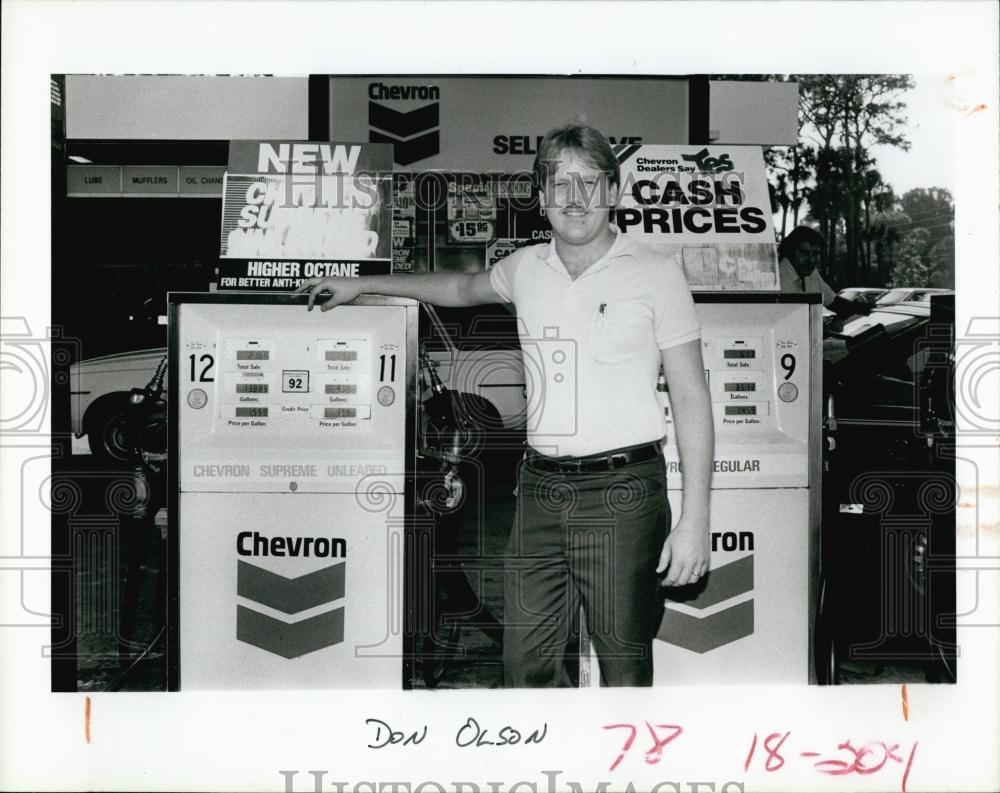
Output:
[887, 227, 932, 286]
[899, 187, 954, 243]
[869, 207, 908, 285]
[799, 75, 915, 285]
[927, 234, 955, 288]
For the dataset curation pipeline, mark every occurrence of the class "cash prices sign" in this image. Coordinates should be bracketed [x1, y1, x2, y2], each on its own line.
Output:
[219, 141, 393, 290]
[616, 145, 779, 290]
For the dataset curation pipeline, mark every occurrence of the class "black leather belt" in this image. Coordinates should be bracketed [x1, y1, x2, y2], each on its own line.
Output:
[526, 442, 662, 474]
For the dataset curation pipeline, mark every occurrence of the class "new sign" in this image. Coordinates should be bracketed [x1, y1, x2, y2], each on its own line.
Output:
[219, 140, 394, 290]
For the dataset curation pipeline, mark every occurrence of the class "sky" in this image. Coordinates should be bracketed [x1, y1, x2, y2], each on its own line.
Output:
[868, 74, 957, 196]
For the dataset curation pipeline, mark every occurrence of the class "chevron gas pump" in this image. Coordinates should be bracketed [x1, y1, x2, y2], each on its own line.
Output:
[167, 293, 418, 689]
[653, 294, 823, 684]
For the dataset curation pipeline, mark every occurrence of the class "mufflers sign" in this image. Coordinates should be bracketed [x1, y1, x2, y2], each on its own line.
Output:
[218, 140, 394, 290]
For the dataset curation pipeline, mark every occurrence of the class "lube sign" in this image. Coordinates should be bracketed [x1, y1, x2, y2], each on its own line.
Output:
[218, 140, 394, 290]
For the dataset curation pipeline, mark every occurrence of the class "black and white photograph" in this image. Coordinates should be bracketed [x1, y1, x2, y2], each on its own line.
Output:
[1, 2, 998, 792]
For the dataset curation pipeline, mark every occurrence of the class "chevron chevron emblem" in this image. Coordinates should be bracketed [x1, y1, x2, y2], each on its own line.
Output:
[237, 560, 345, 614]
[368, 100, 441, 165]
[236, 560, 346, 658]
[237, 604, 345, 659]
[656, 555, 755, 652]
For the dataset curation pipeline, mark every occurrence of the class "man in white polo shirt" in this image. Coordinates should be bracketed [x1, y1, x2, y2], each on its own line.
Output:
[296, 123, 713, 687]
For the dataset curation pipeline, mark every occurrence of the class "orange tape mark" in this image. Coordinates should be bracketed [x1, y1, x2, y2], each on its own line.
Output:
[901, 684, 910, 721]
[85, 696, 92, 743]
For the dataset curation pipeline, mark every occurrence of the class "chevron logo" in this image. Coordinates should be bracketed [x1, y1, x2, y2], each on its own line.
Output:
[656, 554, 754, 653]
[613, 143, 642, 166]
[236, 560, 346, 658]
[369, 101, 440, 166]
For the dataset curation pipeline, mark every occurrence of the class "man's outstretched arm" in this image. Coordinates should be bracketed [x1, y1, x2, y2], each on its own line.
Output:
[294, 270, 504, 311]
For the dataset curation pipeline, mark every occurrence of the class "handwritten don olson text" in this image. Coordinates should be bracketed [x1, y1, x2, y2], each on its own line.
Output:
[366, 717, 547, 749]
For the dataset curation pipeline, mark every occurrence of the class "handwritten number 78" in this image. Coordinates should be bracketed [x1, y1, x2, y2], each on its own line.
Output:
[603, 722, 683, 772]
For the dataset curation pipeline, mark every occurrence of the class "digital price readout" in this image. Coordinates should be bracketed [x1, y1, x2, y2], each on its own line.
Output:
[236, 383, 269, 394]
[236, 350, 270, 361]
[324, 407, 357, 419]
[724, 349, 757, 359]
[325, 384, 358, 395]
[235, 407, 269, 418]
[325, 350, 358, 362]
[725, 405, 758, 416]
[724, 382, 756, 392]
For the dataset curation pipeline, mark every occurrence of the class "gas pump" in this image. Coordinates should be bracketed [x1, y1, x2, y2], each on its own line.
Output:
[167, 293, 418, 689]
[653, 293, 824, 684]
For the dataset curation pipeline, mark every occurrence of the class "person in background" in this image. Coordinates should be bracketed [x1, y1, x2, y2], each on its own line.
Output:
[777, 226, 836, 305]
[778, 225, 870, 317]
[295, 123, 713, 688]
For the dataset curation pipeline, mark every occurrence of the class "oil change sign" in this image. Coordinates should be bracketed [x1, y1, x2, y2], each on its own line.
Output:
[615, 145, 779, 291]
[219, 141, 394, 290]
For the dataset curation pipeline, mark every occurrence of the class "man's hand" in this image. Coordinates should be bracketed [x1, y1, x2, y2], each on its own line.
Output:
[294, 276, 365, 311]
[656, 513, 710, 587]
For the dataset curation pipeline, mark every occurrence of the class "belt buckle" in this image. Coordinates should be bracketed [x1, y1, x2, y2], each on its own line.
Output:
[562, 457, 584, 474]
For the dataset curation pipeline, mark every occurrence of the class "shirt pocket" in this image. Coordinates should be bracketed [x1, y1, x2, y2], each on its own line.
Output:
[591, 302, 652, 364]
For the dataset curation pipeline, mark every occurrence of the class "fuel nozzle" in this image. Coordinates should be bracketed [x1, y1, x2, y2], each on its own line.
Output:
[129, 356, 168, 406]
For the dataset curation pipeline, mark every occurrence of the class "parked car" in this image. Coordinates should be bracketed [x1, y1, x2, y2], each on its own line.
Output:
[70, 348, 170, 462]
[875, 287, 953, 306]
[69, 304, 528, 464]
[817, 295, 956, 684]
[837, 287, 888, 306]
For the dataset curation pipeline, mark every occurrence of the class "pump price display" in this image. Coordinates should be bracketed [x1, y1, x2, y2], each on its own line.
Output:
[325, 384, 357, 395]
[724, 382, 756, 392]
[724, 349, 756, 359]
[237, 349, 270, 361]
[235, 407, 269, 418]
[236, 383, 269, 394]
[326, 350, 358, 362]
[725, 405, 757, 416]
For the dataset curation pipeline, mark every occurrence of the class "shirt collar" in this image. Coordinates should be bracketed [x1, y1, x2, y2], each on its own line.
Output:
[536, 224, 635, 275]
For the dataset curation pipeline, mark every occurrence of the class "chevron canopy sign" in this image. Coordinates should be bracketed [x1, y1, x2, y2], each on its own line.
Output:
[368, 96, 440, 166]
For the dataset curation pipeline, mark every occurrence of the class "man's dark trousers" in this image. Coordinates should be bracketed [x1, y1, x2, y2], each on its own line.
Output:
[503, 448, 669, 687]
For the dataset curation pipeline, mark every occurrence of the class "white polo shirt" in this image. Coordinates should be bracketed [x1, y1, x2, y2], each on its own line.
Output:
[490, 226, 701, 457]
[778, 256, 836, 306]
